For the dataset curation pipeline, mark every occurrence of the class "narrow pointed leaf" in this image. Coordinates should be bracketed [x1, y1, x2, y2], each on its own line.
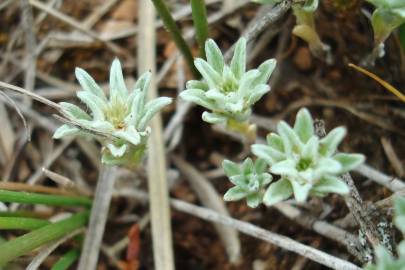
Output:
[53, 125, 79, 139]
[266, 133, 284, 152]
[223, 186, 247, 201]
[194, 58, 222, 88]
[186, 80, 209, 91]
[109, 58, 128, 99]
[254, 58, 277, 85]
[222, 159, 241, 176]
[263, 178, 293, 206]
[76, 91, 106, 121]
[293, 108, 314, 143]
[313, 176, 349, 195]
[333, 153, 365, 173]
[230, 37, 247, 79]
[246, 194, 261, 208]
[138, 97, 172, 130]
[75, 68, 106, 100]
[270, 159, 297, 175]
[205, 39, 224, 73]
[202, 111, 226, 124]
[291, 181, 312, 202]
[277, 121, 303, 154]
[60, 102, 91, 120]
[319, 127, 346, 157]
[180, 89, 214, 109]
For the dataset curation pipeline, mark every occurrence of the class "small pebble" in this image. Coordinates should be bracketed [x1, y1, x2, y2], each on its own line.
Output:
[293, 47, 313, 71]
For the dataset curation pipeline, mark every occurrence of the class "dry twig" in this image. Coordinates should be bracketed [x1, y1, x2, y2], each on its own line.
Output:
[138, 1, 175, 269]
[78, 165, 117, 270]
[116, 189, 363, 270]
[172, 155, 242, 263]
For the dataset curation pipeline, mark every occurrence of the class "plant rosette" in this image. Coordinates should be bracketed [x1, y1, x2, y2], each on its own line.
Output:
[222, 158, 272, 208]
[54, 59, 172, 167]
[180, 38, 276, 136]
[223, 108, 365, 208]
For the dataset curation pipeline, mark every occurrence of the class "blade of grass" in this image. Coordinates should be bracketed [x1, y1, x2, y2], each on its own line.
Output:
[348, 63, 405, 103]
[0, 217, 50, 230]
[0, 190, 92, 207]
[51, 249, 80, 270]
[0, 211, 89, 267]
[0, 210, 47, 218]
[150, 0, 200, 77]
[190, 0, 209, 58]
[27, 228, 84, 270]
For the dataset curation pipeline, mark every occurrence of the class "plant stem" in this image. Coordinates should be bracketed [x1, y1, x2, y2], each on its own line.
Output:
[0, 189, 92, 207]
[0, 217, 50, 230]
[77, 165, 117, 270]
[150, 0, 200, 78]
[190, 0, 209, 58]
[0, 211, 88, 267]
[51, 249, 80, 270]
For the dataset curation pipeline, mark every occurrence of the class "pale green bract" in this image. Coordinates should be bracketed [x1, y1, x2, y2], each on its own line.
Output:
[250, 108, 365, 205]
[53, 59, 172, 167]
[180, 38, 276, 125]
[364, 196, 405, 270]
[222, 158, 272, 208]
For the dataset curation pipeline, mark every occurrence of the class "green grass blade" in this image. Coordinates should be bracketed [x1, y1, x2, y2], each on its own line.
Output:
[0, 210, 46, 218]
[51, 249, 80, 270]
[0, 211, 89, 266]
[0, 217, 50, 230]
[150, 0, 200, 78]
[190, 0, 209, 58]
[0, 190, 92, 207]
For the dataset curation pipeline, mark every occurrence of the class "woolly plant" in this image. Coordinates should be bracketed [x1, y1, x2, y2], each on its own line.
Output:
[54, 59, 172, 167]
[180, 38, 276, 138]
[222, 108, 365, 207]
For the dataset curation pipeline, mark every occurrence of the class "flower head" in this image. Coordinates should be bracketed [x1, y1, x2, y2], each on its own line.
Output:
[54, 59, 172, 167]
[222, 158, 272, 208]
[251, 108, 365, 205]
[180, 38, 276, 125]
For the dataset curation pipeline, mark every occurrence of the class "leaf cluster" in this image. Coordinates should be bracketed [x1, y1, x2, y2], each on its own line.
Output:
[54, 59, 172, 167]
[223, 108, 365, 207]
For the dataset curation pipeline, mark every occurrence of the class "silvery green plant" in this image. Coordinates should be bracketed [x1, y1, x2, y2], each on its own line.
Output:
[253, 0, 331, 63]
[53, 59, 172, 167]
[222, 108, 365, 207]
[365, 0, 405, 60]
[222, 158, 272, 208]
[252, 108, 365, 204]
[364, 196, 405, 270]
[180, 38, 276, 136]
